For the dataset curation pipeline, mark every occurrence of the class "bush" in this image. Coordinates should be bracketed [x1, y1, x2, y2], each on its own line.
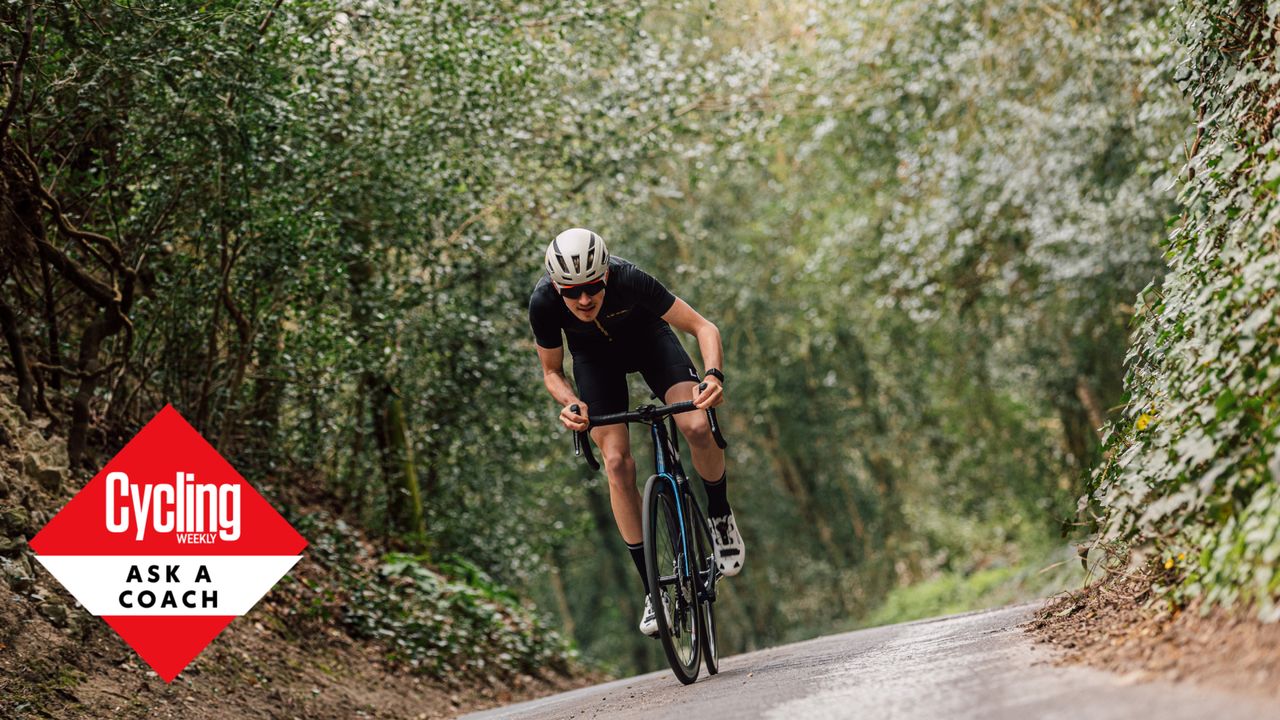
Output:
[294, 514, 576, 681]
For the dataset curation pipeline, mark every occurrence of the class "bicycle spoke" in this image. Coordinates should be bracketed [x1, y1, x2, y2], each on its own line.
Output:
[645, 481, 700, 683]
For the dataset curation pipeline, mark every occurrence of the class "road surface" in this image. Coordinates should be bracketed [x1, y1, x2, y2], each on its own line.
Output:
[462, 602, 1279, 720]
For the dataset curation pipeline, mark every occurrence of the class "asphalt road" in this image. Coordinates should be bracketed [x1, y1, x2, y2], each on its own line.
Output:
[461, 602, 1280, 720]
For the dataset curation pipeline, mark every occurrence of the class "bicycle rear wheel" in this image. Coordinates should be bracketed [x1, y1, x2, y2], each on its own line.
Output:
[690, 500, 719, 675]
[642, 474, 701, 684]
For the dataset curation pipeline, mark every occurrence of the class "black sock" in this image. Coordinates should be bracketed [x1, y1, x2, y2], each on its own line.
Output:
[703, 471, 731, 518]
[627, 542, 649, 594]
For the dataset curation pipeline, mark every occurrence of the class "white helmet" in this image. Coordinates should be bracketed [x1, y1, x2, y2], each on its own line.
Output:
[545, 228, 609, 285]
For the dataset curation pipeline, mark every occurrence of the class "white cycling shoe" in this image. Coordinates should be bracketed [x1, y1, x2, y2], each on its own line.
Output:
[710, 511, 745, 576]
[639, 594, 672, 637]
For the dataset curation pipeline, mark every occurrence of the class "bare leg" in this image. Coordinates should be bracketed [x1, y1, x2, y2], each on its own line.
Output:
[592, 423, 642, 543]
[664, 381, 724, 480]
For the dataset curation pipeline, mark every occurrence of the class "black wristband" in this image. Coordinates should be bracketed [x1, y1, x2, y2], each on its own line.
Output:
[703, 368, 725, 383]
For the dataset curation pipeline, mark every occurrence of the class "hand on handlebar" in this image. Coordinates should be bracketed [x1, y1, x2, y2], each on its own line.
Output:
[561, 401, 590, 432]
[693, 379, 724, 410]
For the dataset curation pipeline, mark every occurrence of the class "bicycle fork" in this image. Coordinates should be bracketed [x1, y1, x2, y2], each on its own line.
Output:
[653, 422, 692, 582]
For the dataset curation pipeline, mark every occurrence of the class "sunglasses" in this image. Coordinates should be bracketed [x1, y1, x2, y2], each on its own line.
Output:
[557, 279, 606, 299]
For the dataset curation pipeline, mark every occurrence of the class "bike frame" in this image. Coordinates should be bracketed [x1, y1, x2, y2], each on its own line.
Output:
[651, 413, 692, 579]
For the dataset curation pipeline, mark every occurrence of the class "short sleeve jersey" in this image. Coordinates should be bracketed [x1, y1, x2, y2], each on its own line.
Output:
[529, 256, 677, 355]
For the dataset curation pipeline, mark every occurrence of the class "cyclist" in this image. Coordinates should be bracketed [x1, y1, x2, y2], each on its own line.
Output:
[530, 227, 745, 637]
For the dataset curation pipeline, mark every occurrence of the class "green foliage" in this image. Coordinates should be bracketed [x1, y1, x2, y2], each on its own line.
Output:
[539, 0, 1189, 667]
[860, 544, 1080, 630]
[296, 514, 574, 680]
[355, 554, 571, 678]
[8, 0, 1265, 682]
[3, 0, 789, 677]
[1087, 1, 1280, 621]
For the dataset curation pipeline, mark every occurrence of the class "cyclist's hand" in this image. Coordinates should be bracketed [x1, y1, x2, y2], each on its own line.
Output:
[693, 378, 724, 410]
[561, 401, 589, 432]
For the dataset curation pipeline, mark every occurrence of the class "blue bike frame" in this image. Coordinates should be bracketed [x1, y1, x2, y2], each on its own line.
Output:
[651, 415, 691, 578]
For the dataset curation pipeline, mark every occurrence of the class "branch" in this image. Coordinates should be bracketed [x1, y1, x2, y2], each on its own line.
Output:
[34, 235, 118, 307]
[221, 286, 251, 342]
[31, 359, 122, 381]
[445, 197, 505, 246]
[13, 142, 130, 274]
[0, 0, 34, 140]
[68, 0, 106, 34]
[631, 97, 705, 140]
[250, 0, 286, 51]
[1186, 104, 1207, 180]
[4, 146, 118, 307]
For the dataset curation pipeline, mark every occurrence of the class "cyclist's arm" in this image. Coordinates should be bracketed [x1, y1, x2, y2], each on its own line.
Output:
[537, 344, 589, 430]
[662, 298, 723, 378]
[536, 345, 578, 405]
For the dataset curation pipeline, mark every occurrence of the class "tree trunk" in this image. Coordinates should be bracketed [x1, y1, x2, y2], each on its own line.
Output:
[759, 418, 849, 565]
[547, 553, 576, 641]
[1075, 375, 1107, 441]
[242, 318, 284, 467]
[1, 144, 40, 418]
[373, 382, 426, 545]
[0, 294, 35, 418]
[39, 257, 61, 391]
[192, 297, 222, 433]
[838, 327, 906, 577]
[216, 315, 255, 455]
[68, 308, 124, 467]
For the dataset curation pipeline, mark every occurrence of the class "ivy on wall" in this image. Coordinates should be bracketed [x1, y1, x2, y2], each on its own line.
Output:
[1088, 0, 1280, 620]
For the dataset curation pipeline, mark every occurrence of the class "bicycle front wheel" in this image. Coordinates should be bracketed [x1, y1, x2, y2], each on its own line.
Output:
[642, 474, 701, 684]
[691, 500, 719, 675]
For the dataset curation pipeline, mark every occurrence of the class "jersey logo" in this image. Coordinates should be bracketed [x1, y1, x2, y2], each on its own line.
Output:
[688, 368, 698, 379]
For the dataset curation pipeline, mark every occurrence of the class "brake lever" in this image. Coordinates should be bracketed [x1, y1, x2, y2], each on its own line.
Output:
[697, 382, 728, 449]
[570, 404, 600, 471]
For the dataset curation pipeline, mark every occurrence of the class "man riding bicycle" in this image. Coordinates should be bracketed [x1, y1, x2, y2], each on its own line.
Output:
[529, 227, 746, 637]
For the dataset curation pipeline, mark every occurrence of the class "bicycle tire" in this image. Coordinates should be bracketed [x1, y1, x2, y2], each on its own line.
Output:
[642, 474, 701, 684]
[690, 498, 719, 675]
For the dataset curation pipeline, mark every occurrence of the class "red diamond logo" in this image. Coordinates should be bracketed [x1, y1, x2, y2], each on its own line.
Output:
[30, 405, 307, 682]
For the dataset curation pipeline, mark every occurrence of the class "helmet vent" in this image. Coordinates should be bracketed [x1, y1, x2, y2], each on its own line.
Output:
[551, 239, 571, 275]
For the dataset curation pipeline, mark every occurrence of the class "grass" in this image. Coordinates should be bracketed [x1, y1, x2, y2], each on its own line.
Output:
[859, 544, 1084, 629]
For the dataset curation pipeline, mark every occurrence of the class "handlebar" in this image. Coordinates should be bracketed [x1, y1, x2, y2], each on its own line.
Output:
[570, 383, 727, 472]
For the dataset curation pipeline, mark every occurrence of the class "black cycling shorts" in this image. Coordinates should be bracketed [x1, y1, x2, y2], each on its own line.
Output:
[572, 326, 699, 416]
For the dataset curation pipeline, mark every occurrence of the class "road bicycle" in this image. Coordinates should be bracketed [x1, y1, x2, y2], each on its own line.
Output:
[570, 387, 727, 684]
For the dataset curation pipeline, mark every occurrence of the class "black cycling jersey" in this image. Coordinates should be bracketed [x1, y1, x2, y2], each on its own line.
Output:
[529, 256, 677, 355]
[529, 256, 699, 414]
